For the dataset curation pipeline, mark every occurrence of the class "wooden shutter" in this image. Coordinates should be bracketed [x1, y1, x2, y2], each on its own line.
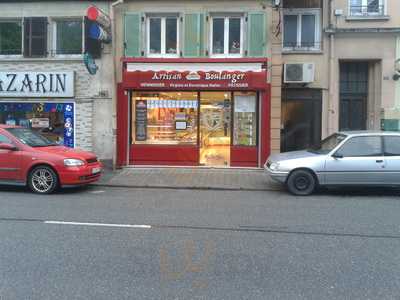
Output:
[183, 13, 204, 57]
[24, 17, 47, 57]
[247, 12, 267, 57]
[84, 17, 102, 58]
[124, 13, 142, 57]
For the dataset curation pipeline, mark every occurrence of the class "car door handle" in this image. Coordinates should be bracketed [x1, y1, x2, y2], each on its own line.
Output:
[376, 160, 384, 163]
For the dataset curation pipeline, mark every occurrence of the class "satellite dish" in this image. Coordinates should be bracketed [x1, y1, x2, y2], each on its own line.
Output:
[84, 53, 98, 75]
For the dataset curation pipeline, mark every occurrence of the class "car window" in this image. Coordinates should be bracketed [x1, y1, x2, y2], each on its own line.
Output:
[6, 128, 56, 147]
[0, 134, 12, 144]
[308, 133, 347, 154]
[384, 136, 400, 156]
[335, 136, 382, 157]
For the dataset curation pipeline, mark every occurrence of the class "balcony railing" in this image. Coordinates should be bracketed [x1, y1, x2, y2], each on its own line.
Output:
[349, 5, 385, 16]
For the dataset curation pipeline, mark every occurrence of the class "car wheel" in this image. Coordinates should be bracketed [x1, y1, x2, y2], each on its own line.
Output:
[28, 166, 59, 194]
[286, 169, 316, 196]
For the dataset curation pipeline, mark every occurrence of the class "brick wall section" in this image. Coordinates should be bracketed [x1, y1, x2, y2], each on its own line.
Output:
[0, 60, 107, 152]
[270, 8, 282, 154]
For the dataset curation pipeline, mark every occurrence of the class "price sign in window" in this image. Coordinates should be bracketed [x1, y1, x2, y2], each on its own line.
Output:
[233, 92, 257, 146]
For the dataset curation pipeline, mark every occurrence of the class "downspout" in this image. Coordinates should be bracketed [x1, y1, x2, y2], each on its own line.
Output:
[328, 0, 335, 134]
[110, 0, 124, 169]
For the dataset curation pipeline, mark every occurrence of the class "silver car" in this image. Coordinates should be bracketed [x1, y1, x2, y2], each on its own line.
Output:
[264, 131, 400, 195]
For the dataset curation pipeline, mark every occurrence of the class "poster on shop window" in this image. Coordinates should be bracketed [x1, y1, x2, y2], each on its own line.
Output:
[0, 102, 75, 148]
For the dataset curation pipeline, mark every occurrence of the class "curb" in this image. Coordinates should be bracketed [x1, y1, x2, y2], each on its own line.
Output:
[90, 182, 283, 192]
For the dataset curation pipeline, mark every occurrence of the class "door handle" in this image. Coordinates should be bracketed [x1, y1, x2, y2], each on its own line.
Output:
[376, 160, 384, 163]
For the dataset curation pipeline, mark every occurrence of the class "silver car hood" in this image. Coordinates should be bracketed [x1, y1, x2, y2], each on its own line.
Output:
[268, 150, 322, 163]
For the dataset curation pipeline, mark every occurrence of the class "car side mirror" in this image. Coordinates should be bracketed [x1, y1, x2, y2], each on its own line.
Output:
[0, 143, 18, 151]
[332, 153, 343, 159]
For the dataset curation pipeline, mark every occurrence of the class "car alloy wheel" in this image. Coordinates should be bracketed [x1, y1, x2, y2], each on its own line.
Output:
[286, 169, 316, 196]
[28, 166, 58, 194]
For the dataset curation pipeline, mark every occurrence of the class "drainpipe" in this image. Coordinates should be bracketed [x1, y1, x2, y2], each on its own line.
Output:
[110, 0, 124, 169]
[328, 0, 336, 135]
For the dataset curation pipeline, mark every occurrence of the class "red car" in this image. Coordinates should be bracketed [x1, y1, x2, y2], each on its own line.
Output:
[0, 125, 102, 194]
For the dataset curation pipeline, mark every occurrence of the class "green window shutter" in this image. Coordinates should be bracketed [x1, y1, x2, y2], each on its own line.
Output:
[247, 12, 267, 57]
[124, 13, 141, 57]
[183, 13, 204, 57]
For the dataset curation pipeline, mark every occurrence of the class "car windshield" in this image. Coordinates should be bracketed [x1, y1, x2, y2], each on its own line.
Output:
[308, 133, 347, 154]
[6, 128, 58, 147]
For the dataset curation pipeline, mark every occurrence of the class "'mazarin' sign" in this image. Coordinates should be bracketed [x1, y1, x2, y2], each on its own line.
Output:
[0, 71, 74, 98]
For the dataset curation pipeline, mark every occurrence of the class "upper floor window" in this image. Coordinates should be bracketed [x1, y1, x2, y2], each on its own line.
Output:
[349, 0, 385, 16]
[147, 15, 179, 57]
[283, 9, 320, 52]
[0, 20, 22, 56]
[54, 19, 83, 55]
[210, 16, 243, 57]
[24, 17, 48, 57]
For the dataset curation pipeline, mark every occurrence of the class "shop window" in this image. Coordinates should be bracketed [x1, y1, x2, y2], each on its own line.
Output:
[54, 19, 83, 55]
[0, 20, 22, 56]
[283, 9, 320, 51]
[0, 103, 74, 148]
[233, 92, 257, 146]
[132, 92, 198, 145]
[24, 17, 48, 57]
[210, 16, 243, 57]
[147, 16, 179, 57]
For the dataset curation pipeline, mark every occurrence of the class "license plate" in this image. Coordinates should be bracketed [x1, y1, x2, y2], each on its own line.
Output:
[92, 167, 101, 174]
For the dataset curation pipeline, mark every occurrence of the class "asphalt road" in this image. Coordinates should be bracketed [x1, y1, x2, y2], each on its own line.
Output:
[0, 185, 400, 300]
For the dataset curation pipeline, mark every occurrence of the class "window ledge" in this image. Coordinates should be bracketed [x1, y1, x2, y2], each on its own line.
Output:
[346, 15, 390, 21]
[0, 56, 84, 62]
[282, 50, 323, 55]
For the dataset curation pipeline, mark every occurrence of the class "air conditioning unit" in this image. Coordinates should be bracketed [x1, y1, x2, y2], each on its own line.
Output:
[284, 63, 315, 83]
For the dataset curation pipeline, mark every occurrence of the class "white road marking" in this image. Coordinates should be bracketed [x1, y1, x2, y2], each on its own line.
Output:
[44, 221, 151, 229]
[90, 190, 105, 194]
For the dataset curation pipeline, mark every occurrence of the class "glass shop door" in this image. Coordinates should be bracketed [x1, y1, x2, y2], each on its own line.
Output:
[199, 92, 231, 167]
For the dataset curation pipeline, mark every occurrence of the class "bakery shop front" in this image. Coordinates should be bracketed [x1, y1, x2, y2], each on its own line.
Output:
[117, 58, 270, 168]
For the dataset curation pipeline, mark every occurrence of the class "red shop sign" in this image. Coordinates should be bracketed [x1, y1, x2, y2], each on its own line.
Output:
[123, 70, 267, 90]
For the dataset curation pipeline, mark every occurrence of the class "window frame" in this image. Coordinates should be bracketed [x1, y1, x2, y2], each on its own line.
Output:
[52, 17, 84, 58]
[334, 135, 383, 158]
[209, 15, 244, 58]
[282, 9, 321, 52]
[146, 15, 180, 58]
[0, 18, 23, 58]
[348, 0, 386, 16]
[23, 17, 48, 58]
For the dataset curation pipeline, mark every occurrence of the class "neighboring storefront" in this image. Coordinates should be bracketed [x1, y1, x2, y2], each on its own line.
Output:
[117, 58, 270, 168]
[0, 71, 75, 147]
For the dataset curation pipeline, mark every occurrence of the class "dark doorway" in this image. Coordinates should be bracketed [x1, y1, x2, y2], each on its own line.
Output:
[339, 62, 368, 131]
[281, 88, 322, 152]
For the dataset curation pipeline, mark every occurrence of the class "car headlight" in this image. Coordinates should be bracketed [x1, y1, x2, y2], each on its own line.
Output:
[64, 158, 85, 167]
[269, 162, 280, 171]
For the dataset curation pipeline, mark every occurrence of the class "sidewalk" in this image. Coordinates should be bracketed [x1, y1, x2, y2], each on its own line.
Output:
[93, 167, 282, 191]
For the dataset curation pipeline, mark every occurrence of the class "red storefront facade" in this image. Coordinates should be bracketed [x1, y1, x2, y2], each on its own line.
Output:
[117, 58, 270, 168]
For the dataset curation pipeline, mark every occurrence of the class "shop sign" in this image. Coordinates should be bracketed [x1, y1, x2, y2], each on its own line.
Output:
[0, 72, 74, 98]
[137, 71, 250, 89]
[31, 118, 50, 128]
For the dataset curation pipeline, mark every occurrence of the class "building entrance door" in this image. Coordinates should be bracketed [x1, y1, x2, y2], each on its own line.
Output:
[281, 89, 322, 152]
[199, 92, 231, 166]
[339, 62, 368, 131]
